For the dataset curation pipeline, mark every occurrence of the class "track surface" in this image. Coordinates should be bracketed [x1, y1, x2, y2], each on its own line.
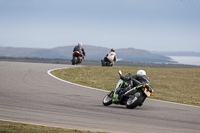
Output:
[0, 62, 200, 133]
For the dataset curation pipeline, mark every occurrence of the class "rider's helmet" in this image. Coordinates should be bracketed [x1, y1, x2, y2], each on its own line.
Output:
[111, 48, 115, 52]
[137, 70, 146, 76]
[78, 42, 82, 47]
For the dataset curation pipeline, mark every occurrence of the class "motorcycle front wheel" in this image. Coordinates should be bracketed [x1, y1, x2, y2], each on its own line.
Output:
[72, 57, 78, 65]
[102, 91, 114, 106]
[126, 91, 146, 109]
[78, 57, 82, 64]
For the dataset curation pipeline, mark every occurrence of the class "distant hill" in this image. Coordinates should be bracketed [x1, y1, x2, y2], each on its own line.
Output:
[0, 45, 176, 63]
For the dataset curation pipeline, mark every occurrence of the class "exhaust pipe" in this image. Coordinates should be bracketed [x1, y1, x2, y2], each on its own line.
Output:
[124, 87, 136, 96]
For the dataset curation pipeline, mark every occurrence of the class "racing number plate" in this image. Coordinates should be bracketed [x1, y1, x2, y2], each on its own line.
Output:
[144, 88, 151, 97]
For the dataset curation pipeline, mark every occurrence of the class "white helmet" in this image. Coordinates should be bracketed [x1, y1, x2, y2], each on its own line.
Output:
[137, 70, 146, 76]
[78, 42, 82, 47]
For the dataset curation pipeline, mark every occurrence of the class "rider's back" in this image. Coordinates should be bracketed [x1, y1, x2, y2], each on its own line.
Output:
[74, 46, 81, 52]
[132, 75, 150, 84]
[107, 52, 116, 61]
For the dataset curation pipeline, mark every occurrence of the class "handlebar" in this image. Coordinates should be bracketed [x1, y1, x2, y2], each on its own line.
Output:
[120, 76, 131, 81]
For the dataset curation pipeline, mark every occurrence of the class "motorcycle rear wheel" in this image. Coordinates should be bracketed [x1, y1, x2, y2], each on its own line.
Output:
[126, 92, 146, 109]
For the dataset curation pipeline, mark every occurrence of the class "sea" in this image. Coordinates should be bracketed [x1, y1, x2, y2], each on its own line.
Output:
[168, 56, 200, 66]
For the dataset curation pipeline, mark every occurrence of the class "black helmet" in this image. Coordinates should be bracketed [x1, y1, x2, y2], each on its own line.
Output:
[111, 48, 115, 52]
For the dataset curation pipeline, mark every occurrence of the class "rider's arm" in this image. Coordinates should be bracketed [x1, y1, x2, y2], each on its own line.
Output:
[114, 53, 116, 61]
[131, 75, 141, 86]
[82, 48, 86, 56]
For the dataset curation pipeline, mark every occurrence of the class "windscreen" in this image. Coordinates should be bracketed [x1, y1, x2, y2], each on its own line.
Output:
[125, 73, 132, 78]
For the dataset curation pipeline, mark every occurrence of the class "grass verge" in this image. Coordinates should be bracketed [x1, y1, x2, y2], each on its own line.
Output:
[51, 66, 200, 106]
[0, 121, 106, 133]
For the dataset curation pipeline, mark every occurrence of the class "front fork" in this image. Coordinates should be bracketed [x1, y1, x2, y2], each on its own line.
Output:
[112, 82, 129, 103]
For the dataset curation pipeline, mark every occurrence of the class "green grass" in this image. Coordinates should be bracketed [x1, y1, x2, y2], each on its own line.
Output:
[51, 66, 200, 106]
[0, 121, 106, 133]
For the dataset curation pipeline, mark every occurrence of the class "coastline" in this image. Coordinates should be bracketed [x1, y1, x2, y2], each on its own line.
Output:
[168, 56, 200, 66]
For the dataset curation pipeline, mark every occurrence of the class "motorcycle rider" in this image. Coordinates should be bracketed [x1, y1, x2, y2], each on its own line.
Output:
[103, 48, 117, 65]
[117, 70, 150, 100]
[131, 70, 150, 87]
[73, 42, 86, 57]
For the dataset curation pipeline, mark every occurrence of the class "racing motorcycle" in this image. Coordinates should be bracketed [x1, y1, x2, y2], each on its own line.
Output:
[71, 51, 84, 65]
[102, 70, 153, 109]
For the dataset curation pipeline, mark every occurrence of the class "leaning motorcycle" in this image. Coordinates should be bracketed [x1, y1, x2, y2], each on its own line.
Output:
[102, 70, 153, 109]
[71, 51, 84, 65]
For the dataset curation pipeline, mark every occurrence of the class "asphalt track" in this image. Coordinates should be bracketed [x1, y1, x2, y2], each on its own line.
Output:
[0, 61, 200, 133]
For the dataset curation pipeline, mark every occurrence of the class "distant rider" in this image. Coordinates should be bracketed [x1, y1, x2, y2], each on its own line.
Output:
[118, 70, 150, 100]
[104, 49, 117, 65]
[73, 42, 86, 58]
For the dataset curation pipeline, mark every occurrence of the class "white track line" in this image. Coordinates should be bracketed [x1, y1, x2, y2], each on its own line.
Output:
[47, 67, 108, 92]
[47, 67, 200, 108]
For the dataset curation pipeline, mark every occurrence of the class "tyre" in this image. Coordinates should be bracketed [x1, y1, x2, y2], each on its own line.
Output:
[73, 57, 78, 65]
[126, 91, 146, 109]
[101, 60, 105, 66]
[71, 59, 75, 65]
[72, 57, 77, 65]
[78, 57, 82, 64]
[105, 62, 110, 66]
[102, 91, 114, 106]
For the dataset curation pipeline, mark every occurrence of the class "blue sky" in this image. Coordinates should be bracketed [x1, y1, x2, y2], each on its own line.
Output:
[0, 0, 200, 52]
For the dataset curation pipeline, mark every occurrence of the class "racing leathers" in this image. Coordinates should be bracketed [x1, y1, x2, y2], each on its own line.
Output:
[104, 51, 117, 64]
[117, 74, 150, 100]
[73, 45, 85, 57]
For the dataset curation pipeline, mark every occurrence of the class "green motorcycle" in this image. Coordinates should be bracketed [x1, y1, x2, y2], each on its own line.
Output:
[102, 70, 153, 109]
